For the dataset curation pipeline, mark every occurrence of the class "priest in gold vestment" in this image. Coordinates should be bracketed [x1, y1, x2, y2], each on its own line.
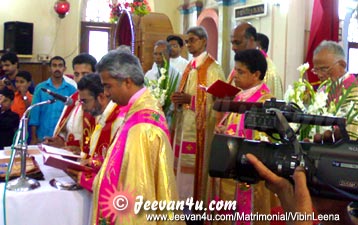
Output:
[72, 73, 121, 191]
[92, 50, 182, 225]
[215, 49, 279, 225]
[171, 26, 225, 203]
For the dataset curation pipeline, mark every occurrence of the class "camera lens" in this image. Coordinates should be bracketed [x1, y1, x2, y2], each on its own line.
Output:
[4, 80, 11, 86]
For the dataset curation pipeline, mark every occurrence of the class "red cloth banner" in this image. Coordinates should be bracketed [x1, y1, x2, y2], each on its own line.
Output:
[305, 0, 339, 89]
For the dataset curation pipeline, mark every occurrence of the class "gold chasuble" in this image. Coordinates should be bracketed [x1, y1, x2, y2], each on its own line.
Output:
[264, 56, 283, 100]
[78, 101, 121, 192]
[213, 83, 280, 225]
[173, 53, 225, 203]
[91, 89, 183, 225]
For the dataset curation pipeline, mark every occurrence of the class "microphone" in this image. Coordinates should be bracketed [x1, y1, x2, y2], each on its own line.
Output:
[41, 88, 73, 106]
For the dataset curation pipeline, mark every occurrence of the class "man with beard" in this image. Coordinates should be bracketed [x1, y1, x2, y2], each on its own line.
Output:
[67, 50, 181, 224]
[70, 73, 121, 191]
[29, 56, 76, 144]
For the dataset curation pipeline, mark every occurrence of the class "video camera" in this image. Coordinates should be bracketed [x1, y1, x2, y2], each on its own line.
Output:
[209, 98, 358, 200]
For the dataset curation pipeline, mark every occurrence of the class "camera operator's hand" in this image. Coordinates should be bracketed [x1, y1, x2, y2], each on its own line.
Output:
[246, 153, 313, 225]
[313, 127, 342, 144]
[214, 124, 226, 134]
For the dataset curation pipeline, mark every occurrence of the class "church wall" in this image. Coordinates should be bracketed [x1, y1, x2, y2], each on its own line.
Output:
[215, 0, 310, 93]
[0, 0, 314, 88]
[0, 0, 182, 75]
[152, 0, 181, 33]
[177, 0, 313, 92]
[0, 0, 81, 74]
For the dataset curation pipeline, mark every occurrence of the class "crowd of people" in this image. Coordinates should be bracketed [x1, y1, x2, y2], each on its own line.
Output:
[0, 22, 357, 225]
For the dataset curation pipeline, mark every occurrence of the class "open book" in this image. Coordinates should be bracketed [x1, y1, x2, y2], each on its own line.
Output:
[42, 153, 93, 172]
[40, 144, 82, 159]
[199, 80, 240, 98]
[39, 144, 92, 172]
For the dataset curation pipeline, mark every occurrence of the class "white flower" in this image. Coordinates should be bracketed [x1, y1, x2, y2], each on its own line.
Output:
[284, 85, 294, 102]
[297, 84, 306, 94]
[160, 68, 167, 75]
[297, 63, 309, 75]
[159, 93, 166, 106]
[158, 75, 166, 84]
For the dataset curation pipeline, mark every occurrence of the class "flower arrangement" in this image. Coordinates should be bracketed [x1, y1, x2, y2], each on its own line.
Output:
[109, 0, 151, 23]
[129, 0, 151, 17]
[145, 55, 179, 116]
[109, 2, 124, 23]
[284, 62, 358, 140]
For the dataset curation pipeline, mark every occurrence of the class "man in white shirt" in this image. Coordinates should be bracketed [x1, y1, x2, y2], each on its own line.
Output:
[145, 40, 181, 86]
[63, 74, 77, 88]
[166, 35, 189, 75]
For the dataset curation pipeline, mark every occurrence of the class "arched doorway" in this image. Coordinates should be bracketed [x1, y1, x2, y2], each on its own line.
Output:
[197, 9, 218, 60]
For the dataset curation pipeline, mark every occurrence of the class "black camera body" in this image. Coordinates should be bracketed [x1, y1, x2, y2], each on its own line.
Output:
[209, 99, 358, 200]
[2, 79, 12, 86]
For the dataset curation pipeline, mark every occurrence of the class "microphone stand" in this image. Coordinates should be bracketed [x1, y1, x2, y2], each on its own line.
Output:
[6, 99, 56, 192]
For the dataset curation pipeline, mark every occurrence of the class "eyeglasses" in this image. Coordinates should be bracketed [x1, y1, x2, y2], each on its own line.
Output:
[185, 37, 200, 44]
[311, 61, 339, 75]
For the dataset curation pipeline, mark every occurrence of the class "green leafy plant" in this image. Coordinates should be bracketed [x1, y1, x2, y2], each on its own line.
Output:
[284, 63, 358, 140]
[145, 55, 179, 116]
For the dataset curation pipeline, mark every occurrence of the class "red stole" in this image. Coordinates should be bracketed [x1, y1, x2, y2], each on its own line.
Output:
[54, 92, 80, 137]
[178, 54, 215, 202]
[90, 105, 121, 170]
[54, 91, 96, 152]
[327, 74, 358, 105]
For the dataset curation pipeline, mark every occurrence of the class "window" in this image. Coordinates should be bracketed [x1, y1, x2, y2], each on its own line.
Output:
[347, 7, 358, 73]
[84, 0, 134, 23]
[340, 0, 358, 73]
[80, 22, 116, 61]
[80, 0, 134, 59]
[348, 42, 358, 73]
[85, 0, 112, 22]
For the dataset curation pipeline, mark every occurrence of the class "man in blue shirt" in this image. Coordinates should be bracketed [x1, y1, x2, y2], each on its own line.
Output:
[29, 56, 76, 144]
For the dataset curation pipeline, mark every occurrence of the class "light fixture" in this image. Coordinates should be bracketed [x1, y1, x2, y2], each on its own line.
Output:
[54, 0, 70, 19]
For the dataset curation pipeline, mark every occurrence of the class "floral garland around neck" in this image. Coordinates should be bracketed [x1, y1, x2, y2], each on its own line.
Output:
[109, 0, 151, 23]
[284, 62, 358, 141]
[145, 54, 179, 116]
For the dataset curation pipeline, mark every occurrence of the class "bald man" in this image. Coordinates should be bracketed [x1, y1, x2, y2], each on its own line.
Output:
[228, 22, 284, 100]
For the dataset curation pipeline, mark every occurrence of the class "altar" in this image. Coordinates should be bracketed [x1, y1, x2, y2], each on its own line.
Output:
[0, 148, 92, 225]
